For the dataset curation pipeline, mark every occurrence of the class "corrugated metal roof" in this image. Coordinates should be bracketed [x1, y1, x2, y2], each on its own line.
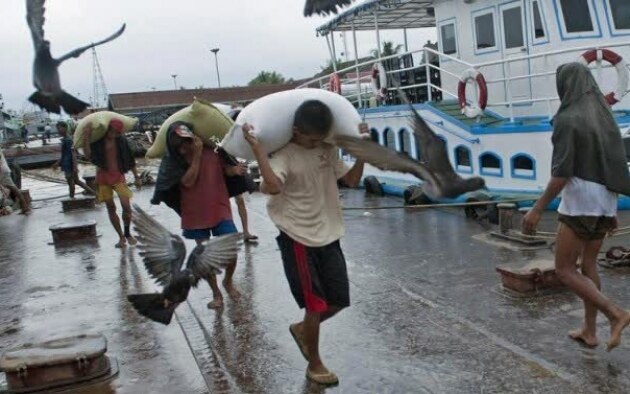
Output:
[316, 0, 435, 36]
[108, 83, 302, 112]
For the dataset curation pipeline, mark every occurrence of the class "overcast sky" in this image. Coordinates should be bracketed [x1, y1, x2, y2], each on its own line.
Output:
[0, 0, 435, 111]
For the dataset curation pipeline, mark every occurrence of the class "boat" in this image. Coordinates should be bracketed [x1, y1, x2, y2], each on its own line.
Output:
[298, 0, 630, 210]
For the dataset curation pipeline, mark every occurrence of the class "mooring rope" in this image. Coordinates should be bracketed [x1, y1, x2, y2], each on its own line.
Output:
[342, 197, 537, 211]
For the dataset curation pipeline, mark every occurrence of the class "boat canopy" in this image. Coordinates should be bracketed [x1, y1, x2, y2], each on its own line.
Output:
[316, 0, 436, 36]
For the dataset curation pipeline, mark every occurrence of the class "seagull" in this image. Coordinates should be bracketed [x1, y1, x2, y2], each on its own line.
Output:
[333, 91, 486, 201]
[26, 0, 126, 114]
[304, 0, 355, 16]
[127, 205, 242, 325]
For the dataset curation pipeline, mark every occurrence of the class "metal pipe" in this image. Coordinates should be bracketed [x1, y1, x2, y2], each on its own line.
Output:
[331, 30, 338, 72]
[404, 28, 409, 52]
[352, 22, 363, 108]
[375, 9, 381, 58]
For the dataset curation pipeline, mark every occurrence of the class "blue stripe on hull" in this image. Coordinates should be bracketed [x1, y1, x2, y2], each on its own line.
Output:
[374, 182, 630, 211]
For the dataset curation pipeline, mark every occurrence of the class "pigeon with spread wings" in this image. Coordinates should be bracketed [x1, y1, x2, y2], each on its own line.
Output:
[127, 204, 242, 325]
[333, 93, 486, 200]
[304, 0, 355, 16]
[26, 0, 126, 114]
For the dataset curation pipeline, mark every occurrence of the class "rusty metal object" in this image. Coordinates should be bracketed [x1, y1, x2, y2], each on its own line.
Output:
[49, 220, 97, 245]
[61, 197, 96, 212]
[0, 334, 119, 393]
[496, 261, 564, 294]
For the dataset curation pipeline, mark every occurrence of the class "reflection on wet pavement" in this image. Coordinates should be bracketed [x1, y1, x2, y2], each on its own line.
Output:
[4, 178, 630, 393]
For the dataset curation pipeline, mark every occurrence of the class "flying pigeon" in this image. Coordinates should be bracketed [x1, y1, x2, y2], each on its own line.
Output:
[304, 0, 355, 16]
[26, 0, 126, 114]
[127, 204, 242, 325]
[333, 92, 486, 201]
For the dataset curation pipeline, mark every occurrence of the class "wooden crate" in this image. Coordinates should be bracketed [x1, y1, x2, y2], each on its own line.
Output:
[61, 197, 96, 212]
[49, 220, 97, 245]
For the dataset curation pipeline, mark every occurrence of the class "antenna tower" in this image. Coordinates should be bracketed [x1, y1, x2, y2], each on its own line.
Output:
[92, 48, 109, 109]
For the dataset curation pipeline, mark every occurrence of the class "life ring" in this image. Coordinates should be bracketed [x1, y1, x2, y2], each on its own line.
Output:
[578, 49, 629, 105]
[371, 62, 388, 100]
[457, 69, 488, 118]
[329, 73, 342, 95]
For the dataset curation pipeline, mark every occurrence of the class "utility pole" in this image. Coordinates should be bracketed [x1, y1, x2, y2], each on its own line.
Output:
[210, 48, 221, 88]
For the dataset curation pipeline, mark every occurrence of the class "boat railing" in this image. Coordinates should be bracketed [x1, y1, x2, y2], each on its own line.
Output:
[297, 40, 630, 123]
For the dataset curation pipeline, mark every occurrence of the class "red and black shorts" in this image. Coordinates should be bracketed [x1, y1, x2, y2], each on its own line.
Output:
[276, 232, 350, 313]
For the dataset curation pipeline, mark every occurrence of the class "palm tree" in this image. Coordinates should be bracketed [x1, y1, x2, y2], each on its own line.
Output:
[248, 71, 286, 86]
[371, 41, 404, 58]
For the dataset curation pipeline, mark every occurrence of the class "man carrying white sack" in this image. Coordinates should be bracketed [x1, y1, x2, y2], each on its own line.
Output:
[243, 100, 369, 386]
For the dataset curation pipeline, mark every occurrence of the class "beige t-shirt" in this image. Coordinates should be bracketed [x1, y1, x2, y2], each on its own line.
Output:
[264, 143, 350, 247]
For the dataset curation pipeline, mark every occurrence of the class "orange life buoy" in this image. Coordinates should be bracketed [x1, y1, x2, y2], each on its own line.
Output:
[458, 69, 488, 118]
[329, 73, 341, 95]
[578, 49, 629, 105]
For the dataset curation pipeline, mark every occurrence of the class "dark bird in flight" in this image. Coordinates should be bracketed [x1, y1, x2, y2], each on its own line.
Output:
[127, 205, 242, 325]
[26, 0, 126, 114]
[333, 91, 486, 201]
[304, 0, 355, 16]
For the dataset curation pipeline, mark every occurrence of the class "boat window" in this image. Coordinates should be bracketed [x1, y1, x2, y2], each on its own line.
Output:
[474, 12, 496, 50]
[399, 129, 412, 155]
[455, 146, 472, 173]
[480, 152, 502, 176]
[560, 0, 593, 33]
[502, 7, 524, 49]
[370, 128, 379, 144]
[511, 154, 536, 179]
[531, 1, 547, 40]
[440, 22, 457, 55]
[608, 0, 630, 31]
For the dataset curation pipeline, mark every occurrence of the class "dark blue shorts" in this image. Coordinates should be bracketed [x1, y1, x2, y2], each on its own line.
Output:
[183, 219, 238, 240]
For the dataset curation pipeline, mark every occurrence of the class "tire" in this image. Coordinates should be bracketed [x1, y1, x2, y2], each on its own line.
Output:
[464, 192, 498, 224]
[404, 185, 431, 205]
[363, 176, 384, 196]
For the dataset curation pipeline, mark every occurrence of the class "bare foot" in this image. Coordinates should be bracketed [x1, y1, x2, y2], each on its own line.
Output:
[607, 311, 630, 351]
[569, 328, 599, 348]
[207, 298, 224, 309]
[126, 236, 138, 246]
[222, 280, 241, 299]
[115, 239, 127, 248]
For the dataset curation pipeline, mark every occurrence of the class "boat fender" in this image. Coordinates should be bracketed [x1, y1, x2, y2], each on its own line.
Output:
[370, 62, 388, 101]
[457, 68, 488, 118]
[363, 176, 384, 196]
[578, 49, 629, 105]
[329, 73, 342, 95]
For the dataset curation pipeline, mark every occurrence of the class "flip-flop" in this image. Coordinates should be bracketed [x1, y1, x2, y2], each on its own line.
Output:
[289, 324, 309, 361]
[306, 368, 339, 386]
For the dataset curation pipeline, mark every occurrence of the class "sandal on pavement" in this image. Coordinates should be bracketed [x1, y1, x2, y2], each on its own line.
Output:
[306, 367, 339, 386]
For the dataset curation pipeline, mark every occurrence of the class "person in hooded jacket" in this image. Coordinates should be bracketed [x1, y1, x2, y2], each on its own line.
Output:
[523, 62, 630, 351]
[151, 121, 246, 309]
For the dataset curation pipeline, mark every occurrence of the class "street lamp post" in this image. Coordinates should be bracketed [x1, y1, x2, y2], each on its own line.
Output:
[210, 48, 221, 88]
[171, 74, 178, 89]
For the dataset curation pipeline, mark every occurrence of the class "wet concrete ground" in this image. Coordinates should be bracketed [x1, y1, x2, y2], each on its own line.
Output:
[3, 173, 630, 393]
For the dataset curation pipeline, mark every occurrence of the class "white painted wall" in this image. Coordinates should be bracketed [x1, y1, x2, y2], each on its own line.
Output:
[432, 0, 630, 119]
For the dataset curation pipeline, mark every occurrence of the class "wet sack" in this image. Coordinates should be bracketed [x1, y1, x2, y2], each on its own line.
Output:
[73, 111, 138, 147]
[220, 88, 363, 161]
[146, 99, 233, 159]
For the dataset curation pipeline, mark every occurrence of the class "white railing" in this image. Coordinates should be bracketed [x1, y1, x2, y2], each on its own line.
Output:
[298, 40, 630, 122]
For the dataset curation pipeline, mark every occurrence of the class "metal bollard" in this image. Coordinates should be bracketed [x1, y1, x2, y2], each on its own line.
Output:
[497, 203, 517, 234]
